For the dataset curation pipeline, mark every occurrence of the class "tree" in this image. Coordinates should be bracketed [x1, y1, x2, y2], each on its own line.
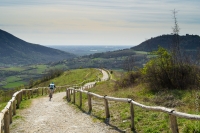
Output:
[141, 10, 200, 90]
[123, 56, 136, 71]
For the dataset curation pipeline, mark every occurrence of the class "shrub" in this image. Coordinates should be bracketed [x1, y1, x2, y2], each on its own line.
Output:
[142, 47, 200, 90]
[115, 71, 141, 88]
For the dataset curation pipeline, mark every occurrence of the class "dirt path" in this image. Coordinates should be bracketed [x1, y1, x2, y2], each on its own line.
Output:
[10, 92, 118, 133]
[10, 69, 118, 133]
[100, 69, 109, 81]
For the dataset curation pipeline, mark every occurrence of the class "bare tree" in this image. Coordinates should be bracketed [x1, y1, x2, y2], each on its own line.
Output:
[171, 9, 182, 65]
[123, 55, 136, 71]
[142, 9, 200, 90]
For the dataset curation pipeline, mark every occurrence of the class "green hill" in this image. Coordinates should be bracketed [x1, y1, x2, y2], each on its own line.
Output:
[0, 29, 76, 66]
[131, 34, 200, 51]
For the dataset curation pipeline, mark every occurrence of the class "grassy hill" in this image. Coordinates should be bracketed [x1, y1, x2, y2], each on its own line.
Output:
[0, 68, 101, 108]
[70, 70, 200, 132]
[2, 32, 200, 90]
[52, 49, 148, 70]
[34, 68, 101, 87]
[0, 29, 76, 66]
[131, 34, 200, 52]
[1, 68, 200, 132]
[50, 34, 200, 71]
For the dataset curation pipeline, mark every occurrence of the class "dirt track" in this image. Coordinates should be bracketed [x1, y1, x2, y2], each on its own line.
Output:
[10, 70, 119, 133]
[10, 92, 119, 133]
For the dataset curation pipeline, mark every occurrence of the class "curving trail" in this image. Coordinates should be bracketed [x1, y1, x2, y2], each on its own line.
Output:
[10, 70, 118, 133]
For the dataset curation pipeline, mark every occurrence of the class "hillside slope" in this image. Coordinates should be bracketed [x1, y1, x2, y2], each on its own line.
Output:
[131, 34, 200, 51]
[0, 29, 76, 65]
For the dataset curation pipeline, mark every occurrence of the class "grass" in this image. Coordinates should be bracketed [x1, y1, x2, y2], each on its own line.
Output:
[1, 68, 200, 132]
[67, 70, 200, 133]
[134, 51, 149, 55]
[3, 81, 25, 88]
[0, 102, 7, 110]
[37, 68, 101, 87]
[19, 98, 32, 109]
[1, 67, 24, 71]
[2, 75, 26, 88]
[0, 64, 69, 89]
[6, 76, 21, 82]
[0, 68, 101, 108]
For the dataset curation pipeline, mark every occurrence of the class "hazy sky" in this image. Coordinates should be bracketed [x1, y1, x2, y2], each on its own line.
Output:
[0, 0, 200, 46]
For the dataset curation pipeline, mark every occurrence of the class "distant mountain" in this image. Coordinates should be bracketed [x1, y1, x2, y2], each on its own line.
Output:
[131, 34, 200, 51]
[48, 45, 131, 56]
[0, 29, 76, 65]
[64, 34, 200, 70]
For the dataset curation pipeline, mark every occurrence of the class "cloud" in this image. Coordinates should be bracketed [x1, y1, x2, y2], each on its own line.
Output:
[0, 0, 199, 45]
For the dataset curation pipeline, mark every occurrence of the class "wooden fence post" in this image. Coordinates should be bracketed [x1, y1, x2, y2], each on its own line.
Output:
[73, 89, 76, 104]
[66, 88, 68, 100]
[13, 100, 16, 115]
[87, 93, 92, 112]
[37, 88, 39, 96]
[0, 114, 3, 133]
[24, 90, 27, 100]
[130, 101, 135, 131]
[68, 89, 71, 102]
[169, 114, 179, 133]
[42, 88, 44, 95]
[104, 96, 110, 118]
[20, 91, 22, 102]
[45, 88, 48, 95]
[79, 91, 82, 107]
[4, 110, 10, 133]
[28, 90, 30, 99]
[31, 90, 33, 98]
[16, 94, 20, 109]
[9, 102, 12, 124]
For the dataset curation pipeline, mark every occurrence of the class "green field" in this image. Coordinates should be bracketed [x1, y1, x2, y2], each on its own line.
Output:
[0, 64, 69, 89]
[0, 49, 150, 90]
[1, 66, 24, 71]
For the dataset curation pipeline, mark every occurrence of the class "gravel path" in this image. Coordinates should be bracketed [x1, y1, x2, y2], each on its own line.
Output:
[10, 92, 119, 133]
[10, 70, 119, 133]
[100, 69, 109, 81]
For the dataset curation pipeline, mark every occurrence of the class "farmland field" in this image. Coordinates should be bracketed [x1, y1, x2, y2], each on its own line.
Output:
[0, 64, 68, 89]
[0, 48, 149, 90]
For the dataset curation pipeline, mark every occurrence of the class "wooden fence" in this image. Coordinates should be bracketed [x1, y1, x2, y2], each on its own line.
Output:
[0, 83, 84, 133]
[2, 68, 200, 133]
[0, 69, 103, 133]
[66, 87, 200, 133]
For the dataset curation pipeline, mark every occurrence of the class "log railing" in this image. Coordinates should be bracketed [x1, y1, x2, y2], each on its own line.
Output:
[0, 84, 81, 133]
[66, 88, 200, 133]
[0, 69, 106, 133]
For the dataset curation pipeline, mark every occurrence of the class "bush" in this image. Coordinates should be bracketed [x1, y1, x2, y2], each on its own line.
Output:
[115, 71, 141, 88]
[142, 47, 200, 90]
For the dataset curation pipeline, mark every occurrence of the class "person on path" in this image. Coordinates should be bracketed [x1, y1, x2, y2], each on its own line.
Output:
[48, 82, 56, 101]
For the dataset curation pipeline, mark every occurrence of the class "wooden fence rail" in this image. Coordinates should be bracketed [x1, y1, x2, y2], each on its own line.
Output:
[0, 69, 105, 133]
[0, 83, 82, 133]
[66, 88, 200, 133]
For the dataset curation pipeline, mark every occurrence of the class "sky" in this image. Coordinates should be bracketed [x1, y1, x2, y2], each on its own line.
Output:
[0, 0, 200, 46]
